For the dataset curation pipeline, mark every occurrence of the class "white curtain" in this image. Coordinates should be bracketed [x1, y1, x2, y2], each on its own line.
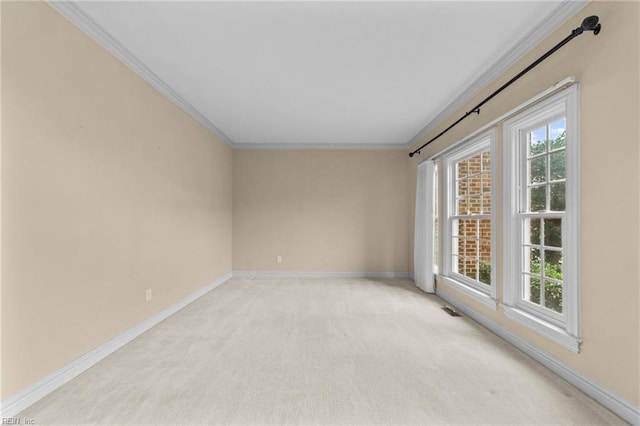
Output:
[414, 160, 435, 293]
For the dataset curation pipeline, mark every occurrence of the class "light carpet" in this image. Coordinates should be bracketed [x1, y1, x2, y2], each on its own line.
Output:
[19, 278, 624, 424]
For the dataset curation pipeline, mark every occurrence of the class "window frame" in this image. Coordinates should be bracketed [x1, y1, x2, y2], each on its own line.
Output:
[441, 130, 497, 309]
[503, 85, 580, 352]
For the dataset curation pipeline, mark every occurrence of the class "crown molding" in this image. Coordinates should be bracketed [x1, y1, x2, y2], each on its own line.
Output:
[232, 142, 407, 150]
[47, 1, 236, 148]
[406, 0, 589, 150]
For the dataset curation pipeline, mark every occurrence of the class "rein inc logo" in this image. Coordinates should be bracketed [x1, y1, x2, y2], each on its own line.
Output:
[2, 418, 35, 425]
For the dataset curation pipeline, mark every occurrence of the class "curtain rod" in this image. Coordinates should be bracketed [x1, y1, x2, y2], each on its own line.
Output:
[409, 15, 601, 158]
[420, 76, 576, 165]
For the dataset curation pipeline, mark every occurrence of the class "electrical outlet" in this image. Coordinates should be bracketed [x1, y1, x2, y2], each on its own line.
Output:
[145, 288, 152, 302]
[276, 255, 282, 263]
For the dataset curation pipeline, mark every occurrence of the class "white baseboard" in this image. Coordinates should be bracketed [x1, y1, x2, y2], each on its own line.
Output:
[437, 291, 640, 426]
[11, 273, 632, 423]
[0, 272, 233, 418]
[232, 270, 411, 279]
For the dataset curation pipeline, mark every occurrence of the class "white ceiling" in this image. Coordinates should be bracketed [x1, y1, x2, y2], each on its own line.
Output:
[69, 1, 576, 147]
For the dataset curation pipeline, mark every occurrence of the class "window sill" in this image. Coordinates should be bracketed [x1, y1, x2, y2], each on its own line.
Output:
[503, 306, 581, 352]
[439, 276, 498, 310]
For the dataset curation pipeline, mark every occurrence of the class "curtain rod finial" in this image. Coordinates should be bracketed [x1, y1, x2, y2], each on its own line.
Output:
[581, 15, 601, 34]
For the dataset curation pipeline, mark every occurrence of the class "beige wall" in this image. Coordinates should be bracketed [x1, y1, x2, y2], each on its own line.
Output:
[1, 1, 232, 399]
[2, 0, 637, 413]
[408, 1, 640, 406]
[233, 150, 410, 273]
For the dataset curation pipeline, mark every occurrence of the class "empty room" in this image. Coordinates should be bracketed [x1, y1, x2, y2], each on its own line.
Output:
[1, 0, 639, 424]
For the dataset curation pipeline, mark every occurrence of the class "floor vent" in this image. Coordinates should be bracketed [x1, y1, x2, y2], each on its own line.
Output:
[442, 305, 461, 317]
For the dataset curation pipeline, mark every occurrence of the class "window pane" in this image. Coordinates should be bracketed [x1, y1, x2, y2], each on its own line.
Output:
[479, 219, 491, 240]
[468, 196, 481, 214]
[529, 156, 546, 184]
[469, 173, 481, 195]
[544, 219, 562, 247]
[466, 238, 478, 258]
[457, 198, 468, 215]
[482, 194, 491, 214]
[550, 151, 566, 181]
[544, 251, 563, 281]
[464, 260, 478, 281]
[481, 151, 491, 173]
[461, 219, 478, 238]
[457, 178, 468, 197]
[529, 186, 546, 211]
[544, 280, 563, 313]
[481, 172, 491, 193]
[509, 104, 573, 326]
[480, 240, 491, 263]
[524, 275, 541, 305]
[527, 218, 541, 245]
[526, 247, 541, 274]
[550, 182, 565, 211]
[457, 237, 465, 258]
[448, 142, 493, 290]
[479, 263, 491, 285]
[457, 159, 468, 179]
[457, 256, 465, 275]
[468, 153, 482, 175]
[549, 119, 566, 150]
[529, 127, 546, 155]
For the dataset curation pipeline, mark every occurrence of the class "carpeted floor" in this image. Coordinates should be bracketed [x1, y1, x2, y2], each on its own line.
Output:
[19, 278, 624, 425]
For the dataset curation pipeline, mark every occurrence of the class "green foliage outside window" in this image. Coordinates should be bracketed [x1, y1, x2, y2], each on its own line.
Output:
[479, 263, 491, 285]
[528, 130, 565, 313]
[528, 262, 563, 312]
[529, 131, 566, 212]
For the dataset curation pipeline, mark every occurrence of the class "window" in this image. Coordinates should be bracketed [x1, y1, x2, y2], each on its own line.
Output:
[441, 131, 497, 308]
[503, 86, 580, 351]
